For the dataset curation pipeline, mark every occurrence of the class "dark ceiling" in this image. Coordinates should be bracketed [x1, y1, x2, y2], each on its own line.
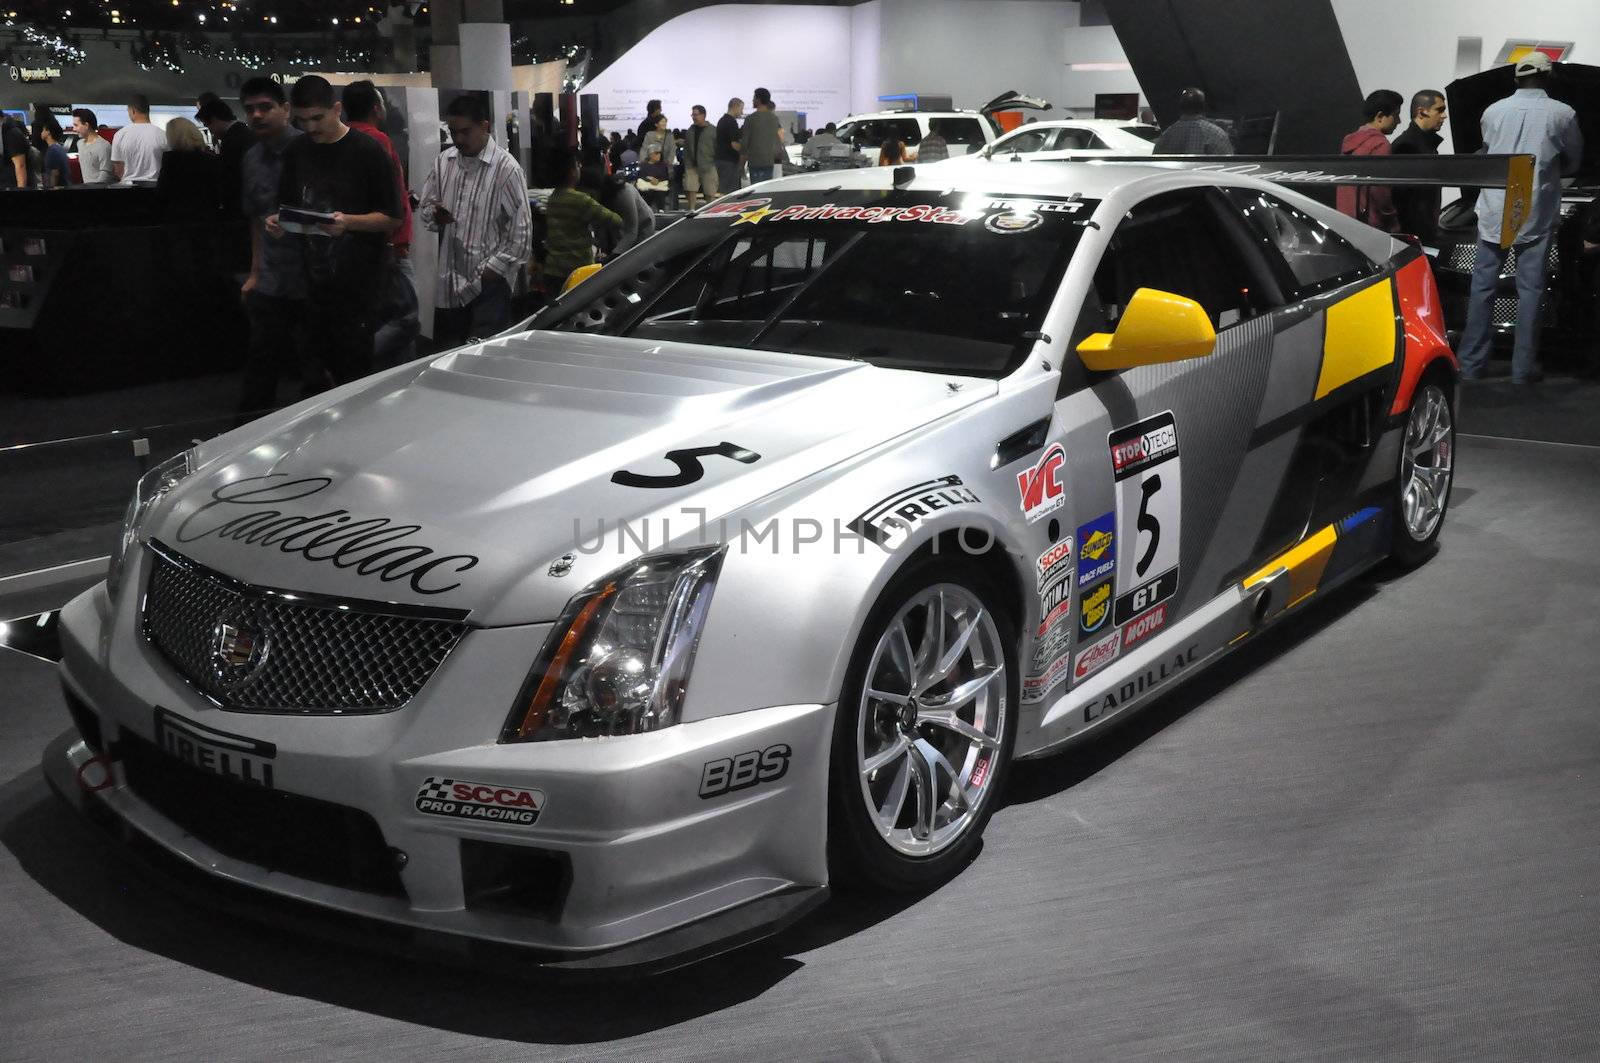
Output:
[2, 0, 642, 33]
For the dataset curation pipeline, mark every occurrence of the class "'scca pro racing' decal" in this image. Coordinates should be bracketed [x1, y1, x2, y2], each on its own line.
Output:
[415, 778, 545, 825]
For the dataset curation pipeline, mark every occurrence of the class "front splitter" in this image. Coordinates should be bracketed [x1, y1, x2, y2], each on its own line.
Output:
[41, 727, 827, 980]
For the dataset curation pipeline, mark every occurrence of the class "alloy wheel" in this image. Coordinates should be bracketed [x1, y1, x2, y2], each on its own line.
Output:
[856, 584, 1007, 858]
[1400, 382, 1453, 542]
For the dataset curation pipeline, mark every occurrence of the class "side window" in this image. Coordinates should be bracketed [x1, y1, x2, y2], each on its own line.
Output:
[1055, 129, 1094, 151]
[841, 120, 920, 147]
[998, 130, 1052, 154]
[1084, 134, 1113, 150]
[943, 119, 988, 148]
[1083, 189, 1282, 336]
[1222, 187, 1377, 298]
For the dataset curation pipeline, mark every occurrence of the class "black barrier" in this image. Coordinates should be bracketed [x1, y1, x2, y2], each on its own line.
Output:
[0, 186, 249, 395]
[0, 409, 245, 581]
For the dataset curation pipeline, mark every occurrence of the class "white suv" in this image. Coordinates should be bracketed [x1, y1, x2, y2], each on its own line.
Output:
[787, 91, 1052, 169]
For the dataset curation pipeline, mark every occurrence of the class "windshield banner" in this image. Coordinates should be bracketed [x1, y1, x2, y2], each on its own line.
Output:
[699, 193, 1098, 234]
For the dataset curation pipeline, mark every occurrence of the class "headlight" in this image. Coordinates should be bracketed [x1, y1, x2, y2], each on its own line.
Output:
[107, 449, 196, 599]
[501, 547, 725, 742]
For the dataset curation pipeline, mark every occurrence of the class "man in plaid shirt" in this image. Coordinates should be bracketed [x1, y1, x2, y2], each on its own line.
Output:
[419, 94, 534, 350]
[1153, 88, 1233, 155]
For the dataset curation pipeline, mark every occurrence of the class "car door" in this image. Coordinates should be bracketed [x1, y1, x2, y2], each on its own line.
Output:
[1045, 187, 1288, 696]
[1213, 187, 1389, 577]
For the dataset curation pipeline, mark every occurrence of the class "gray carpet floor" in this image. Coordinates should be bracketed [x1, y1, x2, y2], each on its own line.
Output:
[2, 435, 1598, 1061]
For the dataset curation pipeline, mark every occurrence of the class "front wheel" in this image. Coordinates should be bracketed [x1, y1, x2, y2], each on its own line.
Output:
[828, 561, 1017, 892]
[1392, 378, 1455, 567]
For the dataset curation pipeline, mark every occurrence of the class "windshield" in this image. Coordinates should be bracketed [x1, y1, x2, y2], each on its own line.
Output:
[1122, 125, 1159, 143]
[529, 189, 1095, 378]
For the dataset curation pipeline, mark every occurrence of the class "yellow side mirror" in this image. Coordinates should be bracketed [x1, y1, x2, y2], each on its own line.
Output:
[562, 263, 604, 294]
[1076, 287, 1217, 371]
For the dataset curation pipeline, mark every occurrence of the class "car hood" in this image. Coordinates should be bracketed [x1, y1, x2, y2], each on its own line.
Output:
[151, 331, 994, 625]
[1446, 61, 1600, 183]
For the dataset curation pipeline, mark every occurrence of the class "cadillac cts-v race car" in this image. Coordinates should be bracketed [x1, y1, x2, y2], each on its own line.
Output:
[44, 155, 1520, 972]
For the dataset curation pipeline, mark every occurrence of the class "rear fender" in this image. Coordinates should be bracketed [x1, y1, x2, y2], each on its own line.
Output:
[1389, 251, 1458, 417]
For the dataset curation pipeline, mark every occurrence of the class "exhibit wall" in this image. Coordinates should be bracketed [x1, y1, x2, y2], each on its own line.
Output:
[580, 4, 857, 130]
[872, 0, 1077, 111]
[580, 0, 1092, 130]
[850, 1, 884, 116]
[1331, 0, 1597, 104]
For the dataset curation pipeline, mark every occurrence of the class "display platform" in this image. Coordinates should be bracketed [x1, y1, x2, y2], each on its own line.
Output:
[2, 432, 1597, 1058]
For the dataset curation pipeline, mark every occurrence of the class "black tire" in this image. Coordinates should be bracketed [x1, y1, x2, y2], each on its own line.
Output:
[827, 556, 1019, 893]
[1391, 376, 1456, 568]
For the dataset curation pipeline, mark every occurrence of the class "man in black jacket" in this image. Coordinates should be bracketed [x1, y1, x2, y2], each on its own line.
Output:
[715, 97, 745, 195]
[1390, 89, 1448, 243]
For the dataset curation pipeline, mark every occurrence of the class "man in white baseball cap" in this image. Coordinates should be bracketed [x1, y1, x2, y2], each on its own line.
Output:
[1458, 50, 1584, 384]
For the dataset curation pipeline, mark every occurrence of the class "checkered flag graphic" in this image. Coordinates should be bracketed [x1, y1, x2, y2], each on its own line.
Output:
[417, 777, 455, 801]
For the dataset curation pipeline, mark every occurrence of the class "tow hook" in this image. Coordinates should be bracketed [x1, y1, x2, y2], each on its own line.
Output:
[75, 754, 117, 794]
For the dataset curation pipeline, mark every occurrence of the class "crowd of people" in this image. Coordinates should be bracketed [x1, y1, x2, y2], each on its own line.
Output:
[241, 76, 532, 419]
[585, 87, 804, 214]
[5, 76, 543, 418]
[1333, 52, 1583, 384]
[1, 63, 1588, 401]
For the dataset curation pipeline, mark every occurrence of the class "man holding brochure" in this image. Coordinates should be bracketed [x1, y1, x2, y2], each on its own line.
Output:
[266, 75, 401, 385]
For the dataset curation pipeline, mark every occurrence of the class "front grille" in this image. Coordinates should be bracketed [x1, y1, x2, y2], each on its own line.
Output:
[1491, 294, 1553, 330]
[1441, 241, 1561, 277]
[142, 544, 469, 714]
[1445, 243, 1477, 273]
[1500, 242, 1562, 277]
[115, 727, 407, 897]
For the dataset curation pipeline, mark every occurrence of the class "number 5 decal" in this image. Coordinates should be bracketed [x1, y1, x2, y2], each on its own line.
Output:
[612, 442, 762, 489]
[1135, 473, 1162, 578]
[1109, 412, 1181, 627]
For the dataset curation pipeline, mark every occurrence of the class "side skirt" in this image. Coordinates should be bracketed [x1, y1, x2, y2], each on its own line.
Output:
[1019, 505, 1394, 761]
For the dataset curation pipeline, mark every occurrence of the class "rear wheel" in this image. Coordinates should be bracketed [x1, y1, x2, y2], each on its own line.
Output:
[828, 561, 1017, 892]
[1392, 378, 1455, 567]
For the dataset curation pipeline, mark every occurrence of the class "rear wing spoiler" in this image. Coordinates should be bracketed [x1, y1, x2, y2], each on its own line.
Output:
[1075, 153, 1536, 247]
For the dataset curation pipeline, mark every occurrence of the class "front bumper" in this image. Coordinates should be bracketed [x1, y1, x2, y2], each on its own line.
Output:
[50, 569, 834, 972]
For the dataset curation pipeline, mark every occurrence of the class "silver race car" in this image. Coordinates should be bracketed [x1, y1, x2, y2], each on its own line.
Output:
[48, 159, 1484, 972]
